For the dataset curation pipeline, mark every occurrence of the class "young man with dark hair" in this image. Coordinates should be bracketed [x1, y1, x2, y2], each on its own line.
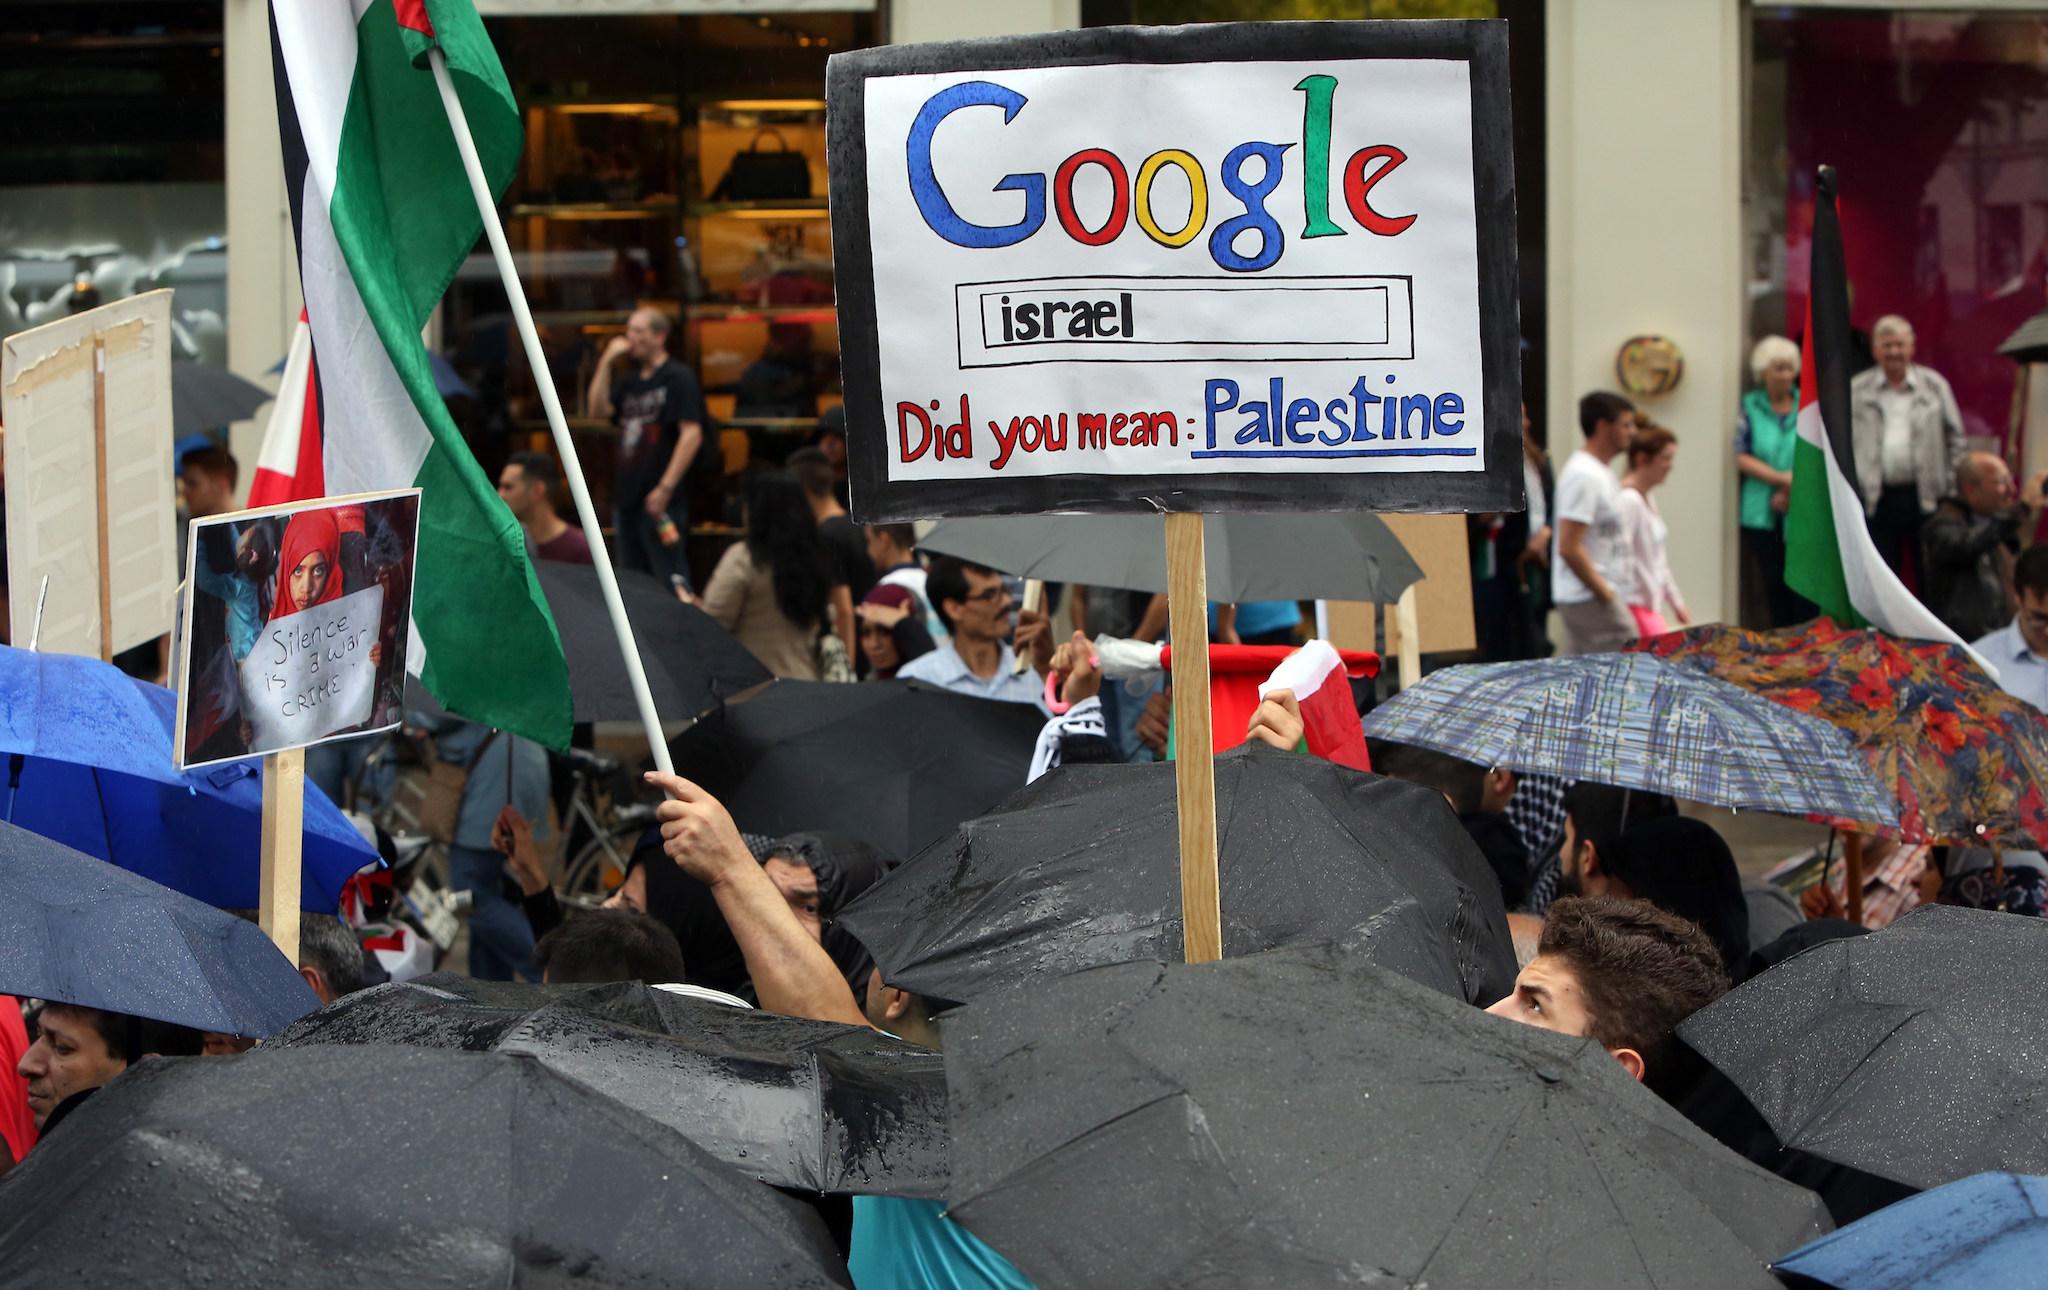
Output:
[497, 451, 591, 565]
[1974, 543, 2048, 712]
[179, 445, 239, 520]
[535, 908, 689, 987]
[1552, 391, 1640, 656]
[587, 307, 704, 587]
[897, 556, 1051, 709]
[17, 1003, 201, 1137]
[788, 446, 876, 603]
[1486, 894, 1728, 1083]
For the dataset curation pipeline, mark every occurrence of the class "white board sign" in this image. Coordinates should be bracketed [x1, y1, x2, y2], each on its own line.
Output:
[827, 22, 1521, 521]
[0, 290, 179, 656]
[238, 585, 385, 750]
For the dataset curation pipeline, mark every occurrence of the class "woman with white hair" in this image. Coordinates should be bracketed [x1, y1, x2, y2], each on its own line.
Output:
[1735, 335, 1808, 626]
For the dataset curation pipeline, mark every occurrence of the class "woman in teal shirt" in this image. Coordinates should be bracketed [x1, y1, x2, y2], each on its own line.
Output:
[1735, 335, 1810, 627]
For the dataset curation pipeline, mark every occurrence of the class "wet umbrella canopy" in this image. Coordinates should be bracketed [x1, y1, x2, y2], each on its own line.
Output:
[533, 562, 772, 723]
[1772, 1171, 2048, 1288]
[1679, 904, 2048, 1191]
[838, 743, 1517, 1007]
[942, 941, 1831, 1290]
[1361, 652, 1900, 829]
[0, 1045, 851, 1288]
[670, 680, 1046, 860]
[918, 511, 1424, 603]
[269, 978, 949, 1197]
[0, 820, 317, 1037]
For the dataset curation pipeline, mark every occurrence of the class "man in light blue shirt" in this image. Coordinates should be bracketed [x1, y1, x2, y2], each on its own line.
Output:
[897, 557, 1053, 714]
[1970, 546, 2048, 713]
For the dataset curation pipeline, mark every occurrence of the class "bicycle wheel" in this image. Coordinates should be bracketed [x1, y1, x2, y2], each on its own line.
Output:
[559, 824, 646, 909]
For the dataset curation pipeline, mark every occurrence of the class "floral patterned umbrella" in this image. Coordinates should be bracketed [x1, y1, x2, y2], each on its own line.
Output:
[1632, 619, 2048, 849]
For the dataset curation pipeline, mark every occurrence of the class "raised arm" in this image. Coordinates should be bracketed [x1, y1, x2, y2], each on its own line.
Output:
[646, 771, 871, 1029]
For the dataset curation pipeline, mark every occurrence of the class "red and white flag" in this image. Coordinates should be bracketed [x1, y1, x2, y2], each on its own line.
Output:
[247, 311, 324, 507]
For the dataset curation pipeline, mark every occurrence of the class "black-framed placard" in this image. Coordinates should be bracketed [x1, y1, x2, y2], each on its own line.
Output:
[827, 20, 1521, 522]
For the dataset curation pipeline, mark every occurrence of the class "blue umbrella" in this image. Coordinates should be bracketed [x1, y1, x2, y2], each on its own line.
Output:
[0, 647, 377, 912]
[0, 820, 319, 1037]
[1360, 653, 1900, 827]
[1773, 1172, 2047, 1288]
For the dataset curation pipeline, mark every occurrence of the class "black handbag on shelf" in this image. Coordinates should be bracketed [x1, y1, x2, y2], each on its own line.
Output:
[708, 128, 812, 202]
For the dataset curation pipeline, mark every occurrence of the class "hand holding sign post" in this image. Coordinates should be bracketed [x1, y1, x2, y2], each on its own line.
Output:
[829, 22, 1519, 963]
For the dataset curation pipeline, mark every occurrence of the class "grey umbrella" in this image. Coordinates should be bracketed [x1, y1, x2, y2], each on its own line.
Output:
[838, 743, 1517, 1007]
[0, 1044, 851, 1286]
[1999, 306, 2048, 364]
[917, 511, 1423, 602]
[1678, 903, 2048, 1192]
[944, 941, 1832, 1290]
[269, 978, 950, 1198]
[171, 360, 273, 433]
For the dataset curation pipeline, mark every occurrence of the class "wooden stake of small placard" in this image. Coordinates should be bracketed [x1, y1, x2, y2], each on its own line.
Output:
[91, 338, 113, 664]
[259, 747, 305, 966]
[1165, 513, 1222, 965]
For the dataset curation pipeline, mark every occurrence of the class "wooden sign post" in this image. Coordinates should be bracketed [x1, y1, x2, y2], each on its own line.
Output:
[1165, 514, 1222, 962]
[260, 749, 305, 964]
[826, 23, 1522, 969]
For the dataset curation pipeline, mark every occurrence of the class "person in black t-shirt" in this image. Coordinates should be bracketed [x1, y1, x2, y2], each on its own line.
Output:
[788, 446, 876, 603]
[587, 308, 704, 592]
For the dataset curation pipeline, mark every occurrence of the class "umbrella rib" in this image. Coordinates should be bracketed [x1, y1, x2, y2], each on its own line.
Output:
[1406, 1081, 1541, 1282]
[1560, 1113, 1663, 1284]
[1779, 1005, 1931, 1147]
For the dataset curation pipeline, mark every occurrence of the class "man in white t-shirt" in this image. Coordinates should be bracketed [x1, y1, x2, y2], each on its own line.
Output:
[1551, 391, 1640, 655]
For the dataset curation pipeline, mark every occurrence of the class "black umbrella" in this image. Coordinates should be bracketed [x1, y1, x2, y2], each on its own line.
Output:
[669, 680, 1046, 859]
[918, 512, 1424, 602]
[535, 561, 772, 723]
[943, 942, 1832, 1290]
[269, 978, 949, 1197]
[0, 1044, 850, 1286]
[170, 360, 273, 434]
[837, 743, 1517, 1007]
[1999, 306, 2048, 364]
[1678, 903, 2048, 1192]
[0, 820, 317, 1037]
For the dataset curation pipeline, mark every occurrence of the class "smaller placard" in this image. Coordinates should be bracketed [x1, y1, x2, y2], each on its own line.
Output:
[175, 489, 420, 769]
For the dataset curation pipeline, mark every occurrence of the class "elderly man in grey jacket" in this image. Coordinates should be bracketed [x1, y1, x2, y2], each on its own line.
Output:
[1851, 314, 1964, 579]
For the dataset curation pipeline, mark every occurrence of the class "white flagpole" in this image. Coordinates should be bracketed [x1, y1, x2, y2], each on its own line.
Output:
[427, 48, 673, 775]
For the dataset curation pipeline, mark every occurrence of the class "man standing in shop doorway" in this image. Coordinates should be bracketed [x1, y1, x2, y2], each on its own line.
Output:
[1851, 314, 1963, 580]
[588, 307, 705, 592]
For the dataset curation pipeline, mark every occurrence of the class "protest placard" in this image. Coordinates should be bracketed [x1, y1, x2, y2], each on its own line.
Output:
[828, 21, 1519, 522]
[174, 489, 419, 769]
[0, 291, 179, 659]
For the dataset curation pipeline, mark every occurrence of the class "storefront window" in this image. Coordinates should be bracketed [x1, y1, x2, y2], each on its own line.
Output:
[1750, 9, 2048, 446]
[0, 3, 228, 364]
[445, 10, 878, 572]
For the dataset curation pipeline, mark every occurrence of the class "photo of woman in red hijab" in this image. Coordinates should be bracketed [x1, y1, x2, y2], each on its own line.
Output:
[272, 509, 343, 621]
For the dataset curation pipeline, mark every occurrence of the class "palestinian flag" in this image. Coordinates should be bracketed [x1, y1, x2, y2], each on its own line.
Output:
[1783, 166, 1961, 649]
[271, 0, 570, 746]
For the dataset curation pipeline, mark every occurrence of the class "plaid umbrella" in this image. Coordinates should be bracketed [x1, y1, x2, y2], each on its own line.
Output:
[1360, 653, 1899, 827]
[1634, 620, 2048, 848]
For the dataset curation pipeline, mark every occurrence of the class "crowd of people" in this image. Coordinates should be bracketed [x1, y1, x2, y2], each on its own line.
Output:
[1474, 312, 2048, 666]
[10, 296, 2048, 1282]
